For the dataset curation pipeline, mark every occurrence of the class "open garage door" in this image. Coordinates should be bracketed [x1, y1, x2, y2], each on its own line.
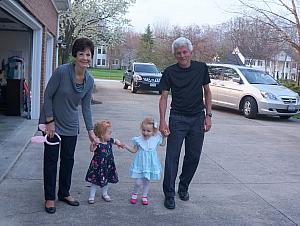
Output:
[0, 7, 32, 118]
[0, 0, 42, 119]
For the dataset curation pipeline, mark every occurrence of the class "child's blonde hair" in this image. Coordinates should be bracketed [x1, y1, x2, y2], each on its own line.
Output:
[94, 120, 112, 138]
[140, 117, 158, 133]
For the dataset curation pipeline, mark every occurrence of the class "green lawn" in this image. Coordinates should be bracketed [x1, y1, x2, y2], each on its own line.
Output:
[89, 68, 124, 80]
[293, 113, 300, 119]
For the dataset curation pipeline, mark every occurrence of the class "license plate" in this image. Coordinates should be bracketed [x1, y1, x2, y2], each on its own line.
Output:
[287, 105, 296, 111]
[150, 83, 156, 87]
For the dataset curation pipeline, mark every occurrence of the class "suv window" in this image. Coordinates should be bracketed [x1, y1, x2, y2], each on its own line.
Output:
[134, 64, 159, 73]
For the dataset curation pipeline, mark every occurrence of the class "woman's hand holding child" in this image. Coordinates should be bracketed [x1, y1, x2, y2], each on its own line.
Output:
[89, 137, 100, 152]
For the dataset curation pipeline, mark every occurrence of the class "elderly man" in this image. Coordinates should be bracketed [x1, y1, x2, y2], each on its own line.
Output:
[159, 37, 212, 209]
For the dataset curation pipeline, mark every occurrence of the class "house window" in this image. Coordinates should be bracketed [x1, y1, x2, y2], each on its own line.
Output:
[102, 47, 106, 54]
[113, 59, 119, 65]
[266, 61, 270, 67]
[102, 59, 106, 66]
[245, 59, 250, 65]
[252, 61, 256, 66]
[97, 59, 101, 65]
[286, 62, 289, 68]
[292, 62, 297, 68]
[98, 48, 101, 54]
[257, 60, 263, 66]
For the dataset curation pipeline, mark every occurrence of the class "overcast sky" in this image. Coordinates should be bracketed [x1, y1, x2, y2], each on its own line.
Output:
[126, 0, 240, 33]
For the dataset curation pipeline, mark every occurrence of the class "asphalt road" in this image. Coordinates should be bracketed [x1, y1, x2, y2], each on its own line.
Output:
[0, 79, 300, 226]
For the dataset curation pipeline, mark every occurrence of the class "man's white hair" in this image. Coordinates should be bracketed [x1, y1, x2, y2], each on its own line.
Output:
[171, 37, 193, 54]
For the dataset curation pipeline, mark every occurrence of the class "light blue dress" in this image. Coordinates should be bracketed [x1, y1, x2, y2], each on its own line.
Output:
[129, 134, 162, 180]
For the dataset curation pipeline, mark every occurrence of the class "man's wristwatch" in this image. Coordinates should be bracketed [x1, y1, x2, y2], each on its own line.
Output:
[206, 112, 212, 118]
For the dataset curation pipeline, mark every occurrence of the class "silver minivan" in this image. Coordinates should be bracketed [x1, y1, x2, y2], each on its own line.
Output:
[208, 63, 300, 119]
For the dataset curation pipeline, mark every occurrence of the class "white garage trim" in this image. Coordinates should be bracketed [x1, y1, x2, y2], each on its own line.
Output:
[0, 0, 43, 119]
[45, 33, 54, 86]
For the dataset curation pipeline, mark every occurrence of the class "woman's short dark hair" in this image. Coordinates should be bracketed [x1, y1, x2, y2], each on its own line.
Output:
[72, 37, 94, 58]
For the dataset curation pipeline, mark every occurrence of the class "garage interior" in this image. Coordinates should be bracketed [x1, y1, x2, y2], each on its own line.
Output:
[0, 7, 32, 119]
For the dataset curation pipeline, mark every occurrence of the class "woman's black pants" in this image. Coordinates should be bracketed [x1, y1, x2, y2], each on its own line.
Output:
[43, 135, 77, 200]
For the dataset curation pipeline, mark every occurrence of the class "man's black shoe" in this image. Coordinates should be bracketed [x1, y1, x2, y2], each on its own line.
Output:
[178, 190, 189, 201]
[164, 197, 175, 209]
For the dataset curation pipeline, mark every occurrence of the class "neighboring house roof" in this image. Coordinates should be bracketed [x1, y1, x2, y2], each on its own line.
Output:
[234, 46, 297, 62]
[52, 0, 71, 11]
[220, 53, 244, 66]
[233, 46, 254, 58]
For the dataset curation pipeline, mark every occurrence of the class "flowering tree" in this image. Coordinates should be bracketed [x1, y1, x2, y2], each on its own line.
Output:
[59, 0, 135, 63]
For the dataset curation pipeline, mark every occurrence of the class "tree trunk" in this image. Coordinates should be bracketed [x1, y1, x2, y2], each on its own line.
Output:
[296, 50, 300, 86]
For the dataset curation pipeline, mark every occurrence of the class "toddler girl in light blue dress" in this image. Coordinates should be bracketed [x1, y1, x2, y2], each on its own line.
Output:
[124, 117, 168, 205]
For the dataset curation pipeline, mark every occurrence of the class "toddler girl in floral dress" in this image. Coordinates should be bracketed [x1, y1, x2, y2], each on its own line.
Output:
[85, 120, 123, 204]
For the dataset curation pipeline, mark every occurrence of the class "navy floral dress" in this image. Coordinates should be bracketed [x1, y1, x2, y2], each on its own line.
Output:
[85, 138, 118, 187]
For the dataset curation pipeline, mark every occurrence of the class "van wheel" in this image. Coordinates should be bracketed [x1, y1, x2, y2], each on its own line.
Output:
[243, 97, 257, 119]
[131, 81, 137, 93]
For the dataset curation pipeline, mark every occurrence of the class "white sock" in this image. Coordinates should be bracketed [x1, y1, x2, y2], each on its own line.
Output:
[131, 194, 138, 199]
[142, 179, 150, 197]
[89, 184, 97, 200]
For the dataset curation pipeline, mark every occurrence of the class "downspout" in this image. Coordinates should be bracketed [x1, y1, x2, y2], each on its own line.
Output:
[56, 13, 60, 68]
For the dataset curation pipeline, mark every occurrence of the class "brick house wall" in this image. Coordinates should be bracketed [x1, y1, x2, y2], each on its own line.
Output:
[19, 0, 59, 105]
[19, 0, 57, 35]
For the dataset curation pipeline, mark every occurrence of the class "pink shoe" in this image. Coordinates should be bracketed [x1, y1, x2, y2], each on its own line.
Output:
[141, 196, 148, 205]
[130, 194, 137, 204]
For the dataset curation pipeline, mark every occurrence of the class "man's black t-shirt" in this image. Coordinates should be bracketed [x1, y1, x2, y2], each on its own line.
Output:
[159, 61, 210, 116]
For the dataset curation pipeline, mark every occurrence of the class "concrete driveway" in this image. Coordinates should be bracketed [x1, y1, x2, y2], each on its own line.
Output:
[0, 79, 300, 226]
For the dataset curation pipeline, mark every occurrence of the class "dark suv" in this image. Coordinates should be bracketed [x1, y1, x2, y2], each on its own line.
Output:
[123, 62, 162, 93]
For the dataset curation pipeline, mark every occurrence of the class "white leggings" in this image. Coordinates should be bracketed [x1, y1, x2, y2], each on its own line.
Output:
[89, 184, 108, 199]
[132, 178, 150, 197]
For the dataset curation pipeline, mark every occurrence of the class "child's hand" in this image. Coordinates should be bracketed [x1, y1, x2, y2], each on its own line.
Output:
[118, 143, 126, 149]
[162, 130, 170, 137]
[121, 143, 129, 149]
[115, 139, 125, 149]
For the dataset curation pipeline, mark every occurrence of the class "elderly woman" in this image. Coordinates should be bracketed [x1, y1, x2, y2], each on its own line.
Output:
[39, 37, 97, 214]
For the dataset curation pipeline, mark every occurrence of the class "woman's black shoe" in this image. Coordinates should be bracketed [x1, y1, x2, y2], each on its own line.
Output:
[44, 202, 56, 214]
[58, 197, 80, 206]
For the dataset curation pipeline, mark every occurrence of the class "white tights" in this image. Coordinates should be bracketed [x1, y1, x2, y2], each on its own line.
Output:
[132, 178, 150, 197]
[89, 184, 108, 199]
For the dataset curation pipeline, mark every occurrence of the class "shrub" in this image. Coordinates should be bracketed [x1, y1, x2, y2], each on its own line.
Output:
[280, 80, 300, 95]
